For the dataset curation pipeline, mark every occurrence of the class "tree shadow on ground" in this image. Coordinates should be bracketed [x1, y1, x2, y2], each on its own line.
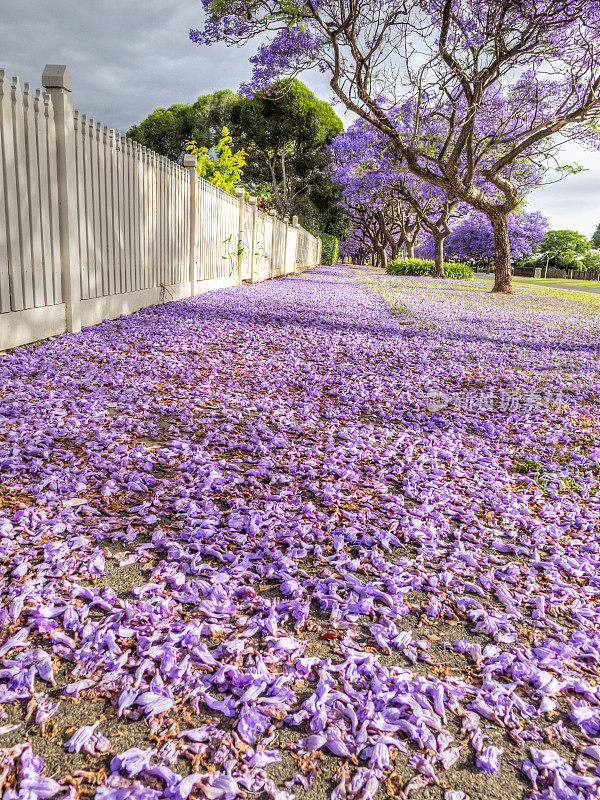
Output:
[171, 300, 600, 356]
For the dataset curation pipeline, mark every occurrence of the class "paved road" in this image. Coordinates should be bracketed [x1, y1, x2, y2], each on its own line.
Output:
[474, 273, 600, 295]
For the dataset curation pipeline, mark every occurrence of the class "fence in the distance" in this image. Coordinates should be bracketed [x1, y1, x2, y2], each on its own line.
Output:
[0, 64, 321, 350]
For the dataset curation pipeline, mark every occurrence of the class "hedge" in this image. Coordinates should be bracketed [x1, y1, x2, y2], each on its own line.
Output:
[321, 234, 340, 266]
[386, 258, 474, 280]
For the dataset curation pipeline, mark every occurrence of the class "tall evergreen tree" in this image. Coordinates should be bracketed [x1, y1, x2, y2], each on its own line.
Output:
[230, 79, 343, 220]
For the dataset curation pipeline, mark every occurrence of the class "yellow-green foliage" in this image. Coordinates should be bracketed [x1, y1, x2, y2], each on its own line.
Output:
[186, 127, 247, 194]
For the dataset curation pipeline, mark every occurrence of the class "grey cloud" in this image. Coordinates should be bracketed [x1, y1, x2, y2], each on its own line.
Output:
[0, 0, 338, 131]
[1, 0, 256, 130]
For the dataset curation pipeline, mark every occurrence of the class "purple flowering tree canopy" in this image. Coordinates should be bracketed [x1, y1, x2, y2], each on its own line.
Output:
[418, 211, 550, 267]
[329, 119, 471, 275]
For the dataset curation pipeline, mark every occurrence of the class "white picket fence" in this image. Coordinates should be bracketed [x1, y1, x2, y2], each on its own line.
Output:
[0, 64, 322, 350]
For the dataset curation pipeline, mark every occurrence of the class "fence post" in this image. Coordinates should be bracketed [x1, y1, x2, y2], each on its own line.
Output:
[282, 217, 289, 276]
[269, 209, 277, 280]
[41, 65, 80, 333]
[248, 196, 257, 284]
[292, 215, 299, 274]
[235, 186, 245, 287]
[183, 153, 197, 295]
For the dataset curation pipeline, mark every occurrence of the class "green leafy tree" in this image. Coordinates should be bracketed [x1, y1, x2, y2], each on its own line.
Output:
[230, 79, 343, 220]
[300, 178, 348, 241]
[185, 127, 247, 194]
[592, 224, 600, 249]
[127, 90, 237, 162]
[540, 230, 591, 270]
[581, 250, 600, 270]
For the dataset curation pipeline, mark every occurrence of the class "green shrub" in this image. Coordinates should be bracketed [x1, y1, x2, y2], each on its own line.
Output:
[386, 258, 474, 280]
[321, 234, 340, 265]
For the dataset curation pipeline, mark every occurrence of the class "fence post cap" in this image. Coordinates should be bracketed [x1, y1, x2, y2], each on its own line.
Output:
[283, 216, 289, 224]
[292, 215, 299, 227]
[269, 209, 277, 216]
[234, 185, 245, 198]
[248, 196, 257, 205]
[42, 64, 72, 91]
[182, 153, 197, 168]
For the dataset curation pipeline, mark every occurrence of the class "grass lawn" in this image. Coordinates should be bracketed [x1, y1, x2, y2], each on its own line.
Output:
[476, 275, 600, 288]
[514, 277, 600, 287]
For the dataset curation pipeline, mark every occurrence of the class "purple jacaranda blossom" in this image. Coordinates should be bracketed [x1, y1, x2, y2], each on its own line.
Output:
[19, 776, 62, 798]
[238, 706, 271, 743]
[0, 744, 62, 799]
[476, 746, 503, 774]
[96, 787, 162, 800]
[246, 750, 282, 768]
[349, 768, 379, 797]
[110, 748, 155, 776]
[569, 705, 600, 736]
[529, 749, 566, 771]
[582, 746, 600, 761]
[173, 773, 206, 800]
[326, 737, 353, 759]
[135, 692, 174, 716]
[201, 694, 236, 717]
[0, 627, 31, 657]
[117, 687, 139, 716]
[438, 747, 462, 770]
[171, 772, 241, 800]
[64, 722, 99, 753]
[286, 773, 311, 790]
[0, 724, 21, 736]
[296, 735, 327, 753]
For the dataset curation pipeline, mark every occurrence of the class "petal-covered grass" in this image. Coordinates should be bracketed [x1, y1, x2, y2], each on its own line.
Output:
[1, 265, 599, 800]
[512, 277, 600, 290]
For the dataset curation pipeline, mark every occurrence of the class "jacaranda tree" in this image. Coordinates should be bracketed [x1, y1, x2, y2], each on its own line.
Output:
[191, 0, 600, 293]
[419, 211, 549, 270]
[329, 120, 468, 277]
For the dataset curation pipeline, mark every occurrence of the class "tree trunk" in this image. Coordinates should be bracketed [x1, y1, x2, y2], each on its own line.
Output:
[376, 245, 388, 271]
[407, 244, 415, 259]
[490, 214, 513, 293]
[433, 235, 445, 278]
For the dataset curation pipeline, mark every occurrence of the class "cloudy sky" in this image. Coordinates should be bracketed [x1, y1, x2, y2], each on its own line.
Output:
[2, 0, 599, 237]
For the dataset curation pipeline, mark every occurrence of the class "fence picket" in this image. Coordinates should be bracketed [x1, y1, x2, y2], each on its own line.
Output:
[11, 77, 35, 308]
[1, 72, 23, 311]
[83, 115, 96, 299]
[73, 111, 88, 300]
[43, 91, 61, 304]
[0, 74, 10, 312]
[23, 83, 45, 307]
[34, 90, 52, 306]
[95, 121, 106, 296]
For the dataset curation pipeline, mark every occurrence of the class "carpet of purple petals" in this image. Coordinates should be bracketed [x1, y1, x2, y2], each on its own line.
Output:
[1, 265, 600, 800]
